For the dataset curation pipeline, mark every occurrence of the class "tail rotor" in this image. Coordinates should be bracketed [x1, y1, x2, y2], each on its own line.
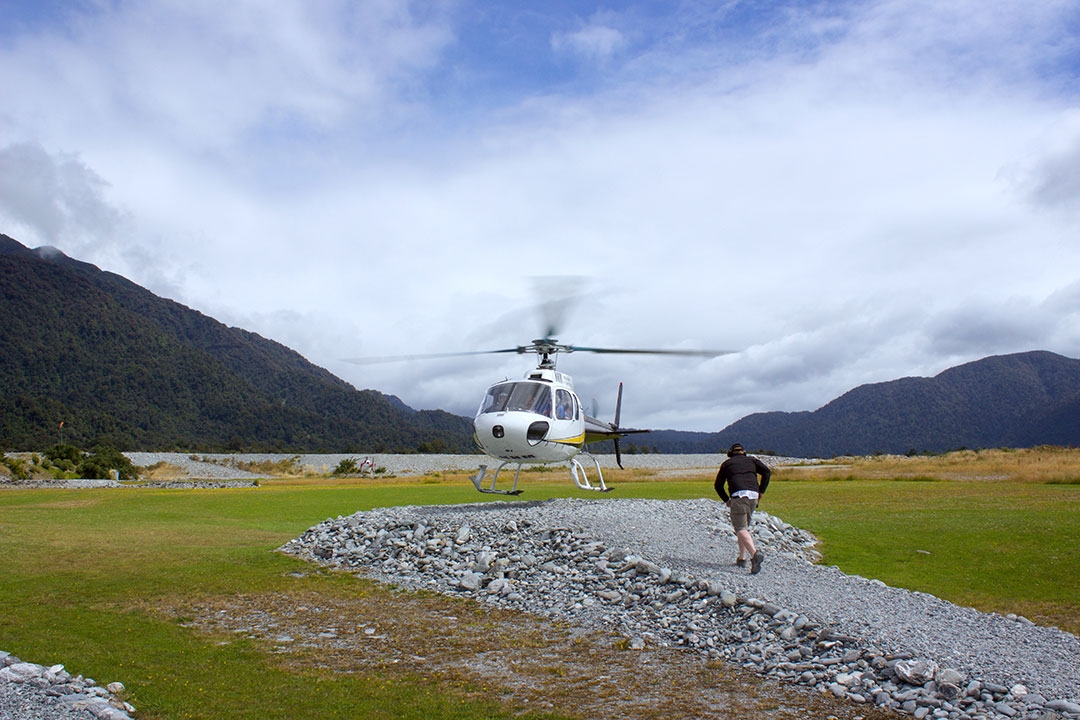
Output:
[612, 382, 624, 468]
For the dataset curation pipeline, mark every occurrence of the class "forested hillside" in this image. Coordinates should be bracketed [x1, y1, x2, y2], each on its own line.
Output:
[0, 233, 475, 452]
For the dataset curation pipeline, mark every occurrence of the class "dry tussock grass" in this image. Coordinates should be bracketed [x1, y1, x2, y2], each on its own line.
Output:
[780, 446, 1080, 484]
[136, 461, 188, 480]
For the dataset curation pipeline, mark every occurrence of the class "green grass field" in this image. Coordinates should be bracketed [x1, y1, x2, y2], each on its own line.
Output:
[1, 454, 1078, 719]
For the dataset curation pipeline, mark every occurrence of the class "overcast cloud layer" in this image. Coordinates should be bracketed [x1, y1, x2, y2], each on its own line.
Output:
[2, 0, 1078, 432]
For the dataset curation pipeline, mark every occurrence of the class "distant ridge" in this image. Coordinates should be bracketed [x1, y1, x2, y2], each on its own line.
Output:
[708, 351, 1080, 457]
[0, 233, 475, 452]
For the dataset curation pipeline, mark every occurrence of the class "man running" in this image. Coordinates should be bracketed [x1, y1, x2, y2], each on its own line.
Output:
[714, 443, 771, 574]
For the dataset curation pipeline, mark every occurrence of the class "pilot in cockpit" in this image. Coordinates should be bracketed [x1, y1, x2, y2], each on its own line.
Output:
[556, 392, 573, 420]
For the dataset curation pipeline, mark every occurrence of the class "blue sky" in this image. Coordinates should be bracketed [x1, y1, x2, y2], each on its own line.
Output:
[2, 0, 1079, 433]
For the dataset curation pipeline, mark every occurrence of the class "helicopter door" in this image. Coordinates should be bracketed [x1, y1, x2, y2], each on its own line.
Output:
[555, 388, 575, 420]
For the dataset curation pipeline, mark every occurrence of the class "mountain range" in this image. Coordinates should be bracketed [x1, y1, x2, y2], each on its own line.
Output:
[2, 232, 1077, 456]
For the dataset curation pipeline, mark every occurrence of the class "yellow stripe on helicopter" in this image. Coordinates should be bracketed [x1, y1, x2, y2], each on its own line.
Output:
[549, 432, 586, 447]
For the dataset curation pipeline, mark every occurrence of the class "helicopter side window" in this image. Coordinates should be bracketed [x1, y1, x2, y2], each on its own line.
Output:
[481, 383, 513, 414]
[507, 382, 552, 417]
[555, 389, 574, 420]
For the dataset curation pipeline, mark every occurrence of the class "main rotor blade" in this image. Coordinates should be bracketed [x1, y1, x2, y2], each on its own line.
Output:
[342, 348, 522, 364]
[567, 346, 737, 357]
[531, 275, 587, 340]
[343, 343, 737, 364]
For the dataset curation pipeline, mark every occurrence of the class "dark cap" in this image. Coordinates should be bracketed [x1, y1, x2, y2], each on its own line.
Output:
[727, 443, 744, 457]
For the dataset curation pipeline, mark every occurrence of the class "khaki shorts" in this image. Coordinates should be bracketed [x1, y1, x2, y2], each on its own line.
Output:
[729, 496, 758, 532]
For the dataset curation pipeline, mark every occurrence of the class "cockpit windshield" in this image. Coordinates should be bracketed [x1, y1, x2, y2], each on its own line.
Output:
[480, 381, 552, 417]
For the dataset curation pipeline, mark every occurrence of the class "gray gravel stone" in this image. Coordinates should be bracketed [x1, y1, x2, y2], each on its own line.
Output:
[0, 652, 133, 720]
[280, 497, 1080, 720]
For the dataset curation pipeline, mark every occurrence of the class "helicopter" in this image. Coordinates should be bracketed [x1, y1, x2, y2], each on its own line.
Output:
[352, 333, 731, 495]
[470, 336, 649, 494]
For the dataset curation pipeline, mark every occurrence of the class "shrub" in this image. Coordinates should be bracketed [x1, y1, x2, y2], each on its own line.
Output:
[332, 458, 360, 475]
[1, 453, 30, 480]
[77, 444, 137, 480]
[44, 443, 83, 469]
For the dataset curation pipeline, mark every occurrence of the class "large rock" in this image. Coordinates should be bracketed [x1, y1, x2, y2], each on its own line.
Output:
[0, 662, 43, 681]
[936, 667, 965, 699]
[895, 658, 938, 686]
[1046, 699, 1080, 715]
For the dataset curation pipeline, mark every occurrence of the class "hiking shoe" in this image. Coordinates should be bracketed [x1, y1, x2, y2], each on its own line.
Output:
[750, 551, 764, 575]
[734, 558, 747, 568]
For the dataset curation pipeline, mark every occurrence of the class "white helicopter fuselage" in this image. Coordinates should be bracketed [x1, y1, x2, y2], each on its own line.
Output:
[473, 368, 586, 464]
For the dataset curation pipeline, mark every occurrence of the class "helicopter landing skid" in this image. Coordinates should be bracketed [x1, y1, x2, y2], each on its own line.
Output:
[570, 455, 613, 492]
[470, 463, 525, 495]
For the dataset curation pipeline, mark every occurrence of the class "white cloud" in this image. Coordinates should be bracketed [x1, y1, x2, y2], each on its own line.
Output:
[0, 142, 120, 246]
[551, 22, 626, 64]
[0, 1, 454, 165]
[1028, 135, 1080, 215]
